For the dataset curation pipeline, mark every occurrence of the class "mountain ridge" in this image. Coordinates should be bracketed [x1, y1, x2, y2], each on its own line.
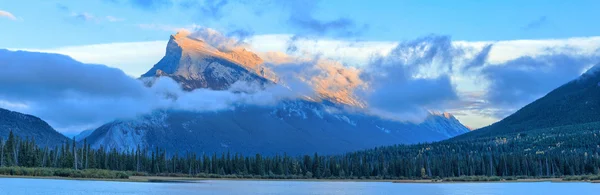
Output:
[141, 31, 275, 91]
[0, 108, 69, 147]
[85, 100, 469, 155]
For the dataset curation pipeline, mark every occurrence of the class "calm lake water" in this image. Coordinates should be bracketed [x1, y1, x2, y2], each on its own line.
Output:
[0, 178, 599, 195]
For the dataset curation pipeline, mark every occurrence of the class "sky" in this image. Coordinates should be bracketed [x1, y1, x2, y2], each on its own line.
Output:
[1, 0, 600, 134]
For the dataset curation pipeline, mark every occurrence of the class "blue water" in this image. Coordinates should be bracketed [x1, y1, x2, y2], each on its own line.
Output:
[0, 178, 598, 195]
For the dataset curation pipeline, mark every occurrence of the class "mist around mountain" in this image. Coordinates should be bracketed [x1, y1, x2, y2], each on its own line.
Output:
[81, 31, 471, 155]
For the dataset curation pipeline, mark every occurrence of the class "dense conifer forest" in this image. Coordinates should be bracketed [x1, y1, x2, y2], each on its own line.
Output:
[1, 121, 599, 180]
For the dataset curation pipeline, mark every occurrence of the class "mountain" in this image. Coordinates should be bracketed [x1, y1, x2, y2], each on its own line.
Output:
[74, 129, 94, 141]
[85, 101, 469, 155]
[140, 31, 365, 107]
[454, 64, 600, 140]
[0, 108, 68, 147]
[140, 31, 275, 90]
[84, 32, 471, 155]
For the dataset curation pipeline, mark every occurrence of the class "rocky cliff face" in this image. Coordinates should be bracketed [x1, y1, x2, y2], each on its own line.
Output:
[141, 31, 275, 91]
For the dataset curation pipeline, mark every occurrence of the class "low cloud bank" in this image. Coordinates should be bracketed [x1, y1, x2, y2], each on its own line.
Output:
[0, 49, 301, 134]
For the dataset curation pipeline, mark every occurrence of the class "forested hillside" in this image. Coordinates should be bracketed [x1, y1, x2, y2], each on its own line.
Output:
[1, 121, 599, 180]
[456, 65, 600, 140]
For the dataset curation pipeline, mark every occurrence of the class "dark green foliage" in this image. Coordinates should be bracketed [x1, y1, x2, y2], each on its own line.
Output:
[0, 167, 128, 179]
[443, 176, 502, 182]
[2, 120, 600, 180]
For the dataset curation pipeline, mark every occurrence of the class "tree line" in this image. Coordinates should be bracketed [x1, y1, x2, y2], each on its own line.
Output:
[1, 122, 599, 180]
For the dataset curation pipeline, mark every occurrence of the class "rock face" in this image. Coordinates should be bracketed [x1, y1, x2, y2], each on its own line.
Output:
[141, 31, 275, 90]
[85, 101, 470, 155]
[0, 108, 68, 147]
[455, 63, 600, 140]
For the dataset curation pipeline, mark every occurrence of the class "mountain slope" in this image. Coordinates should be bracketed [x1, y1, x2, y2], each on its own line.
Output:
[0, 108, 68, 147]
[85, 101, 469, 155]
[74, 129, 94, 141]
[455, 64, 600, 140]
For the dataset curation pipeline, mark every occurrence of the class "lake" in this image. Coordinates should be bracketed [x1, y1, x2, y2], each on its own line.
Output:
[0, 178, 599, 195]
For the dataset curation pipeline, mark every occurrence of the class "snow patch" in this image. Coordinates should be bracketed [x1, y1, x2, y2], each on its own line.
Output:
[376, 125, 391, 134]
[334, 115, 357, 126]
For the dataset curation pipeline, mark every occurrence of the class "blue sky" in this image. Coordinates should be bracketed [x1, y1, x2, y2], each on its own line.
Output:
[1, 0, 600, 48]
[1, 0, 600, 133]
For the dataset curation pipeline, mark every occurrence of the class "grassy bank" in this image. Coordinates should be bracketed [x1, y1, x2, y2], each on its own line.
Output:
[0, 167, 129, 179]
[394, 175, 600, 183]
[2, 166, 600, 183]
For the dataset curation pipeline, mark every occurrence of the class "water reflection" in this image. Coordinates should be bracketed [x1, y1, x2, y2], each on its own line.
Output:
[0, 178, 598, 195]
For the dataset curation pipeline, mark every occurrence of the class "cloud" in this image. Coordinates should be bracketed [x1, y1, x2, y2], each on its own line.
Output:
[184, 27, 251, 51]
[357, 36, 462, 122]
[264, 55, 365, 106]
[227, 28, 254, 42]
[102, 0, 173, 10]
[107, 0, 365, 37]
[68, 12, 124, 23]
[0, 49, 304, 134]
[72, 12, 95, 22]
[137, 23, 201, 32]
[106, 16, 125, 22]
[179, 0, 230, 20]
[523, 16, 548, 30]
[0, 10, 17, 20]
[56, 4, 70, 12]
[13, 29, 600, 128]
[264, 35, 468, 121]
[276, 0, 367, 37]
[11, 41, 167, 77]
[128, 0, 173, 10]
[480, 53, 599, 118]
[462, 44, 493, 71]
[0, 49, 152, 132]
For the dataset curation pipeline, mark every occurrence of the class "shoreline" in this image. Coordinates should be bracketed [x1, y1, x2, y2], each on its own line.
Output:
[1, 175, 599, 184]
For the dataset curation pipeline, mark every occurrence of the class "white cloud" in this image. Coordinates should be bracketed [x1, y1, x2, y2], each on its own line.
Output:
[0, 49, 305, 134]
[106, 16, 124, 22]
[69, 12, 125, 23]
[71, 12, 95, 21]
[10, 41, 167, 77]
[0, 10, 17, 20]
[456, 37, 600, 64]
[138, 23, 202, 33]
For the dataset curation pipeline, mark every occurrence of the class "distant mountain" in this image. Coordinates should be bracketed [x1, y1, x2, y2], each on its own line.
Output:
[0, 108, 68, 147]
[140, 31, 365, 107]
[85, 101, 469, 155]
[74, 129, 94, 141]
[141, 31, 275, 91]
[84, 32, 471, 155]
[455, 64, 600, 140]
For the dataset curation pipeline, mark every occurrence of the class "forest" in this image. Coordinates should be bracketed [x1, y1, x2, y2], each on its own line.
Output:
[1, 121, 600, 180]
